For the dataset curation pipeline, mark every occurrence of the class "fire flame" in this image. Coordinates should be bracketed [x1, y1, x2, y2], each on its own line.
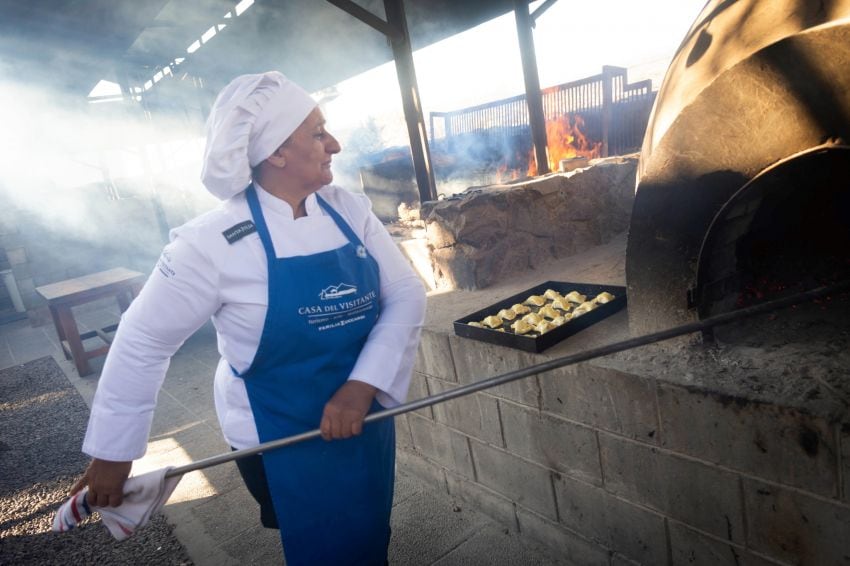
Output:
[528, 113, 601, 177]
[496, 159, 520, 182]
[495, 112, 601, 182]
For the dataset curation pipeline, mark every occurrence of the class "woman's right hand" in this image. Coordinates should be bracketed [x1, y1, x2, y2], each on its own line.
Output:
[70, 458, 132, 507]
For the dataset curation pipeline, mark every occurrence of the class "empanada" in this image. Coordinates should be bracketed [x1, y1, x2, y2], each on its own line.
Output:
[594, 291, 615, 304]
[522, 312, 543, 325]
[537, 305, 560, 319]
[564, 291, 587, 303]
[551, 298, 572, 311]
[511, 303, 531, 315]
[482, 315, 503, 328]
[524, 295, 546, 307]
[577, 301, 597, 312]
[511, 319, 533, 335]
[497, 308, 518, 321]
[535, 321, 555, 334]
[571, 306, 588, 317]
[543, 289, 562, 300]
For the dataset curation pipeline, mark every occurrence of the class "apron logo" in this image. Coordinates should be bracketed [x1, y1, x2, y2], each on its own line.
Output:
[319, 283, 358, 300]
[356, 245, 368, 259]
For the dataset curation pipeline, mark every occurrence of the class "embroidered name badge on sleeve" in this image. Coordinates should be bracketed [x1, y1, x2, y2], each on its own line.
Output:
[156, 250, 176, 279]
[222, 221, 257, 244]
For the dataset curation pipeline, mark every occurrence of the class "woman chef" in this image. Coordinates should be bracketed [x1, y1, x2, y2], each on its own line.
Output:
[72, 71, 427, 565]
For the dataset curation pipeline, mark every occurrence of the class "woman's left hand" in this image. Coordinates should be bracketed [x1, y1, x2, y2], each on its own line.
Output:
[320, 380, 378, 440]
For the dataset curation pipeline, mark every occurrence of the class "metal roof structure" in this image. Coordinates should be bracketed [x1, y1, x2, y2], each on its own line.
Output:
[0, 0, 525, 97]
[0, 0, 549, 202]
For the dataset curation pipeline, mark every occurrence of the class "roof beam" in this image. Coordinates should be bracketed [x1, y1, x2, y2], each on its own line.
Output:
[384, 0, 437, 203]
[515, 0, 550, 175]
[326, 0, 437, 203]
[531, 0, 559, 25]
[324, 0, 402, 40]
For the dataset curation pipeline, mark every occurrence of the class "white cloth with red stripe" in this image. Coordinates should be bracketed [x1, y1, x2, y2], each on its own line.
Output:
[53, 467, 180, 540]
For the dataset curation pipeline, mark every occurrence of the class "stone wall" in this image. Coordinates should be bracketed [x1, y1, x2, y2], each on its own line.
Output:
[397, 327, 850, 565]
[421, 156, 637, 290]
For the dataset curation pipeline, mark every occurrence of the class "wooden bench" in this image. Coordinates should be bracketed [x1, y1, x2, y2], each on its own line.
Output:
[36, 267, 146, 376]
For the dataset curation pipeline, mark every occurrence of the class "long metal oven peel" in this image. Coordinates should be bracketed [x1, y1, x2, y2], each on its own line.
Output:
[166, 281, 849, 479]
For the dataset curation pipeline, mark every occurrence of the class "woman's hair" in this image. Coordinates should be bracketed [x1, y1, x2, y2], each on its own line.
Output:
[250, 137, 292, 180]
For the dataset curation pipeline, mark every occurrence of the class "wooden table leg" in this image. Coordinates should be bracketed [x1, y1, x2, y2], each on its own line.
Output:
[55, 304, 92, 376]
[48, 304, 71, 361]
[116, 289, 133, 313]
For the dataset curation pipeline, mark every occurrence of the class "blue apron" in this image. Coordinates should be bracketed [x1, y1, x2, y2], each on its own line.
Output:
[236, 185, 395, 565]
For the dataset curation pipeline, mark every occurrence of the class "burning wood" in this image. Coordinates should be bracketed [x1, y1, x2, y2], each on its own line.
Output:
[527, 114, 601, 176]
[495, 112, 600, 182]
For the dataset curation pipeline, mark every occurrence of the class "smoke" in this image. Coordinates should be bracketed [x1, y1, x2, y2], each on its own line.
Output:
[0, 72, 218, 278]
[4, 77, 211, 203]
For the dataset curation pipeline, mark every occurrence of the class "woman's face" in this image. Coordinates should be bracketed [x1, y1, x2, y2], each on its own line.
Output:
[279, 107, 341, 190]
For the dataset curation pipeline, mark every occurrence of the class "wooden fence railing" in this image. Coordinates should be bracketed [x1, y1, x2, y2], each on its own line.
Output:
[429, 65, 655, 159]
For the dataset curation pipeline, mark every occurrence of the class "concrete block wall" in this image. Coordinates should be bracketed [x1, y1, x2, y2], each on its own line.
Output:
[396, 327, 850, 565]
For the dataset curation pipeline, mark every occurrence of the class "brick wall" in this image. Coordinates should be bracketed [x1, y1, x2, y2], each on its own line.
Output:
[397, 328, 850, 565]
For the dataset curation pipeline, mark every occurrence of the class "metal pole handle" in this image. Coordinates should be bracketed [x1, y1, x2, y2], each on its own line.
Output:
[166, 280, 849, 478]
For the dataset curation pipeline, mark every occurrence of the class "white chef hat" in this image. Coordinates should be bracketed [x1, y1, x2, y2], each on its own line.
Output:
[200, 71, 317, 200]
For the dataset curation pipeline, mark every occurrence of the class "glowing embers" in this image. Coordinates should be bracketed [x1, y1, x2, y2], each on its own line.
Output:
[695, 146, 850, 321]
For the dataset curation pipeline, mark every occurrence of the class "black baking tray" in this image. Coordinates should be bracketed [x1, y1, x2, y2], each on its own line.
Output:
[453, 281, 627, 353]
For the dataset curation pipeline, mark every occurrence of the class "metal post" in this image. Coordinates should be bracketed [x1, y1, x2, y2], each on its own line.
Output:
[601, 66, 614, 157]
[514, 0, 549, 175]
[384, 0, 438, 204]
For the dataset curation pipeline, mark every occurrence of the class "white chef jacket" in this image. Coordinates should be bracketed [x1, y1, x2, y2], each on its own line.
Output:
[83, 183, 426, 462]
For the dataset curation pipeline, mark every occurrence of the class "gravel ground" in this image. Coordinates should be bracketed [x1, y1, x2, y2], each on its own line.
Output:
[0, 357, 192, 565]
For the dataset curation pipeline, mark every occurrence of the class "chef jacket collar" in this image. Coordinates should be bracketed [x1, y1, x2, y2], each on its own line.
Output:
[254, 182, 322, 220]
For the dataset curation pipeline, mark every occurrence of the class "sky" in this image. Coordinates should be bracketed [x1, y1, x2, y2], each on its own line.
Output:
[324, 0, 707, 148]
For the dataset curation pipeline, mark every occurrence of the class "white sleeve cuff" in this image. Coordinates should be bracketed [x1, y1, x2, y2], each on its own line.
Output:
[348, 275, 426, 407]
[349, 340, 411, 407]
[82, 409, 153, 461]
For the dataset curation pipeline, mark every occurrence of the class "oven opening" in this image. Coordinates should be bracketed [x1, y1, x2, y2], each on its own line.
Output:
[695, 146, 850, 336]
